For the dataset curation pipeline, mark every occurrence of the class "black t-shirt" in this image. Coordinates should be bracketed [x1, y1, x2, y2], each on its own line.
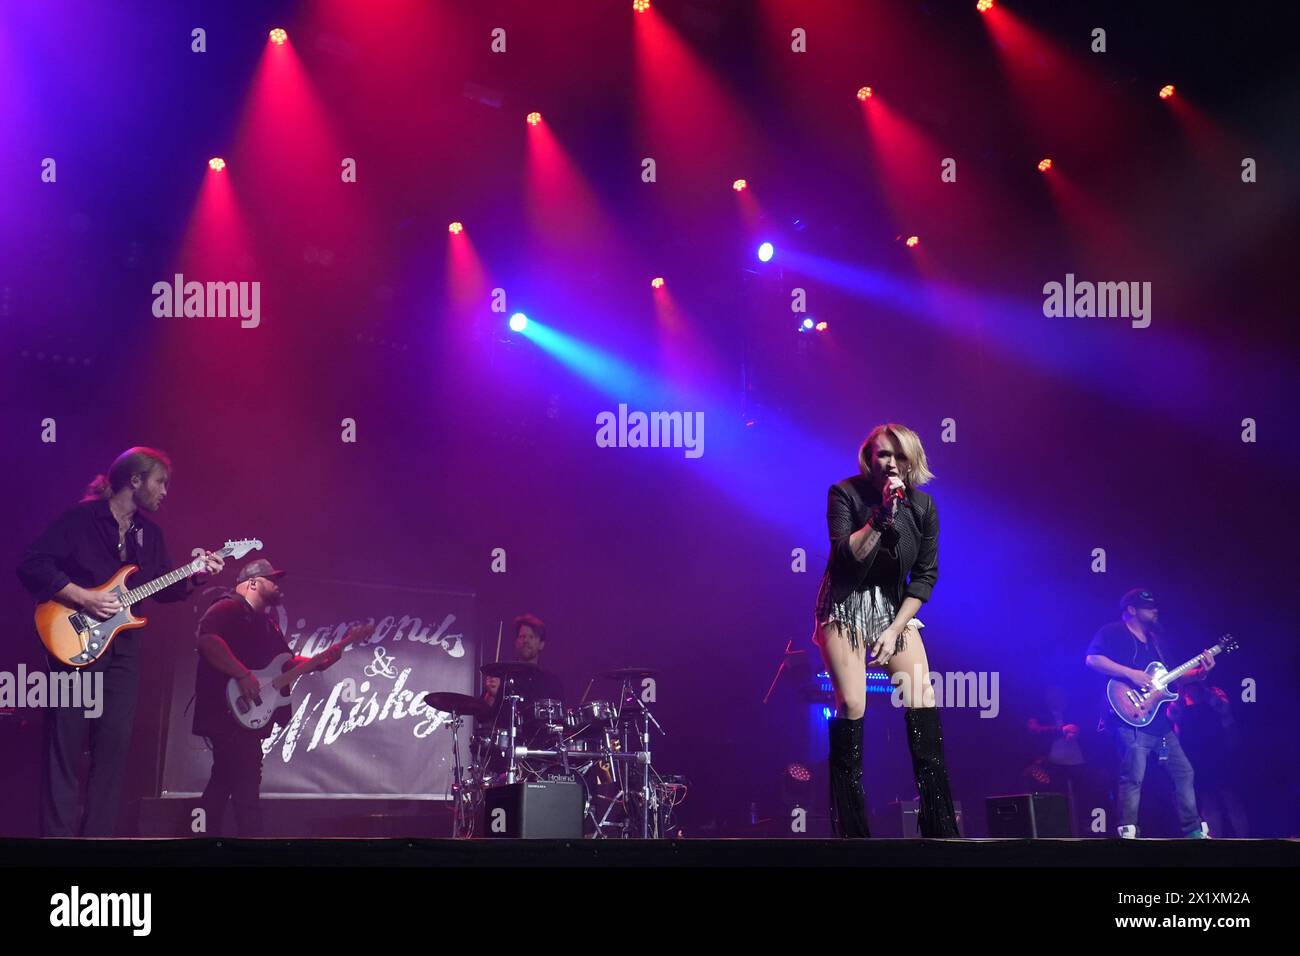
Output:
[863, 534, 901, 593]
[192, 595, 290, 737]
[1086, 620, 1172, 735]
[483, 664, 566, 726]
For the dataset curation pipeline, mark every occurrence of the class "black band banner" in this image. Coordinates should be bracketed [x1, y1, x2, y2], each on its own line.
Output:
[160, 577, 476, 798]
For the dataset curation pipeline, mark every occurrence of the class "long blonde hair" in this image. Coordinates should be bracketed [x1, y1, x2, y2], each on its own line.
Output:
[857, 424, 934, 486]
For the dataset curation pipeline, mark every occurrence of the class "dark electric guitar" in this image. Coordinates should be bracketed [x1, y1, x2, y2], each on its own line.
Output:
[1105, 634, 1239, 728]
[35, 538, 262, 667]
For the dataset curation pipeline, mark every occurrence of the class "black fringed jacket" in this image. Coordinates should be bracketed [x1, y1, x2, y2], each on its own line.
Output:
[820, 475, 939, 610]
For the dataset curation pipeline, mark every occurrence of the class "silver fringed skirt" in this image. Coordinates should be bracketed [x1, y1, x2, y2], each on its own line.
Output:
[814, 577, 923, 655]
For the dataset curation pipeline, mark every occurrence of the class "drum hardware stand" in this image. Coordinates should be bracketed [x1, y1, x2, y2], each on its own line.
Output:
[613, 677, 666, 839]
[446, 712, 474, 838]
[503, 679, 523, 785]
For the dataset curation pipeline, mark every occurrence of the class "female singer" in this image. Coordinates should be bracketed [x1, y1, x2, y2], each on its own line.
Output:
[813, 423, 959, 837]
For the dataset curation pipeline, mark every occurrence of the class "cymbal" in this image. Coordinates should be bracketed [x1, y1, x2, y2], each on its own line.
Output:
[603, 667, 658, 680]
[421, 692, 492, 718]
[481, 661, 541, 679]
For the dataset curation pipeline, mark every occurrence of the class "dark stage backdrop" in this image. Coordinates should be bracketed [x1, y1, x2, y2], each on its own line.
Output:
[160, 579, 475, 798]
[2, 1, 1297, 838]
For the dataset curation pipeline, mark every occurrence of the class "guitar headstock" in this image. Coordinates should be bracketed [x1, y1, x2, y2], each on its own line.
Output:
[1216, 633, 1239, 655]
[221, 538, 264, 560]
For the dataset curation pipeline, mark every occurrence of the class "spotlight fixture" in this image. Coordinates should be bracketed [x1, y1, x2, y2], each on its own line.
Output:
[632, 0, 651, 12]
[526, 111, 542, 126]
[815, 321, 828, 332]
[976, 0, 995, 13]
[1158, 84, 1175, 100]
[650, 277, 665, 289]
[1037, 158, 1052, 172]
[508, 313, 529, 332]
[448, 222, 464, 235]
[757, 241, 774, 262]
[732, 178, 748, 192]
[208, 157, 226, 171]
[905, 235, 920, 248]
[856, 86, 873, 101]
[269, 28, 287, 45]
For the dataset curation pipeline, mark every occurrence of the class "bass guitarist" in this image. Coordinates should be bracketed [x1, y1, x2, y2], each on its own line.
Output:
[17, 447, 226, 836]
[1084, 588, 1214, 839]
[191, 559, 342, 836]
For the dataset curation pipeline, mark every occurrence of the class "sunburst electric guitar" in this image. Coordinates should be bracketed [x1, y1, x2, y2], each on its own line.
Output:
[1105, 634, 1239, 728]
[35, 538, 263, 667]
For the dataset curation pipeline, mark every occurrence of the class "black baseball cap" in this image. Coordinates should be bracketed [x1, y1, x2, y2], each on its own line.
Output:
[1119, 588, 1158, 614]
[236, 558, 288, 584]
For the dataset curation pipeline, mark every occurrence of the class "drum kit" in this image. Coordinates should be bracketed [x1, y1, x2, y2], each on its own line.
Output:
[424, 663, 682, 838]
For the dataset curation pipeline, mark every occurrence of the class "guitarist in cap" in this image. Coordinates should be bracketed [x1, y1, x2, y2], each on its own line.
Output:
[17, 446, 226, 836]
[191, 558, 342, 837]
[1085, 588, 1214, 839]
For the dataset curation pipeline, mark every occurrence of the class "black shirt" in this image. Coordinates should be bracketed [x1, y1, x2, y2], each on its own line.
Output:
[863, 534, 901, 592]
[17, 498, 191, 659]
[1086, 620, 1172, 735]
[193, 594, 291, 737]
[484, 664, 566, 724]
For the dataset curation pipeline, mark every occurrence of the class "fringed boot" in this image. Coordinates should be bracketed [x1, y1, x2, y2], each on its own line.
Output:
[904, 706, 959, 837]
[828, 716, 870, 838]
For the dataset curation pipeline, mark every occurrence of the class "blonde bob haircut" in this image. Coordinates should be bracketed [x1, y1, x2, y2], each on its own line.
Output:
[857, 423, 935, 487]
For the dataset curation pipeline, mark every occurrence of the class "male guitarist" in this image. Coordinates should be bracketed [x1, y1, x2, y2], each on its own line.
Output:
[1084, 588, 1214, 839]
[17, 447, 226, 836]
[191, 559, 341, 836]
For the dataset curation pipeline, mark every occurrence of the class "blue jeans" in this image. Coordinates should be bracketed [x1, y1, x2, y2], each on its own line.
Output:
[1113, 725, 1200, 835]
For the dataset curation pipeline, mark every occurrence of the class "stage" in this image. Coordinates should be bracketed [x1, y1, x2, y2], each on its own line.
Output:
[3, 0, 1297, 936]
[2, 836, 1295, 868]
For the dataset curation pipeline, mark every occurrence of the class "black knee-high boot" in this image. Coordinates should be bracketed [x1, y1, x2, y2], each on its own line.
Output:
[904, 707, 959, 837]
[828, 716, 869, 838]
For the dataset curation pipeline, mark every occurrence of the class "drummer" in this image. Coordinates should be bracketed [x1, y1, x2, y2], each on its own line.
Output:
[482, 613, 566, 721]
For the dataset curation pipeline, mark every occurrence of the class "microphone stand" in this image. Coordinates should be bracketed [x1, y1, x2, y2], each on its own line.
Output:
[763, 640, 805, 705]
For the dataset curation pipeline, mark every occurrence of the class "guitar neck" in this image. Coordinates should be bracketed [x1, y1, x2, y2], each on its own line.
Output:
[118, 545, 235, 606]
[269, 625, 374, 690]
[271, 659, 319, 690]
[120, 562, 200, 606]
[1162, 646, 1218, 684]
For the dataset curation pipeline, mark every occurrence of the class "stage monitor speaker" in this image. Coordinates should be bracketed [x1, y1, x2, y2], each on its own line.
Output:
[985, 792, 1071, 838]
[483, 781, 583, 838]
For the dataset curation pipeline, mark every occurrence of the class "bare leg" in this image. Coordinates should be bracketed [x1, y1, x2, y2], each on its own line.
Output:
[814, 621, 867, 718]
[884, 624, 934, 708]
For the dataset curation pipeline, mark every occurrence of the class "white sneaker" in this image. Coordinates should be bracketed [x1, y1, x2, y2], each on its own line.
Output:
[1117, 825, 1138, 839]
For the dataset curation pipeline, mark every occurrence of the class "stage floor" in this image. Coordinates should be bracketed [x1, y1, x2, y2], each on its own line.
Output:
[1, 837, 1294, 868]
